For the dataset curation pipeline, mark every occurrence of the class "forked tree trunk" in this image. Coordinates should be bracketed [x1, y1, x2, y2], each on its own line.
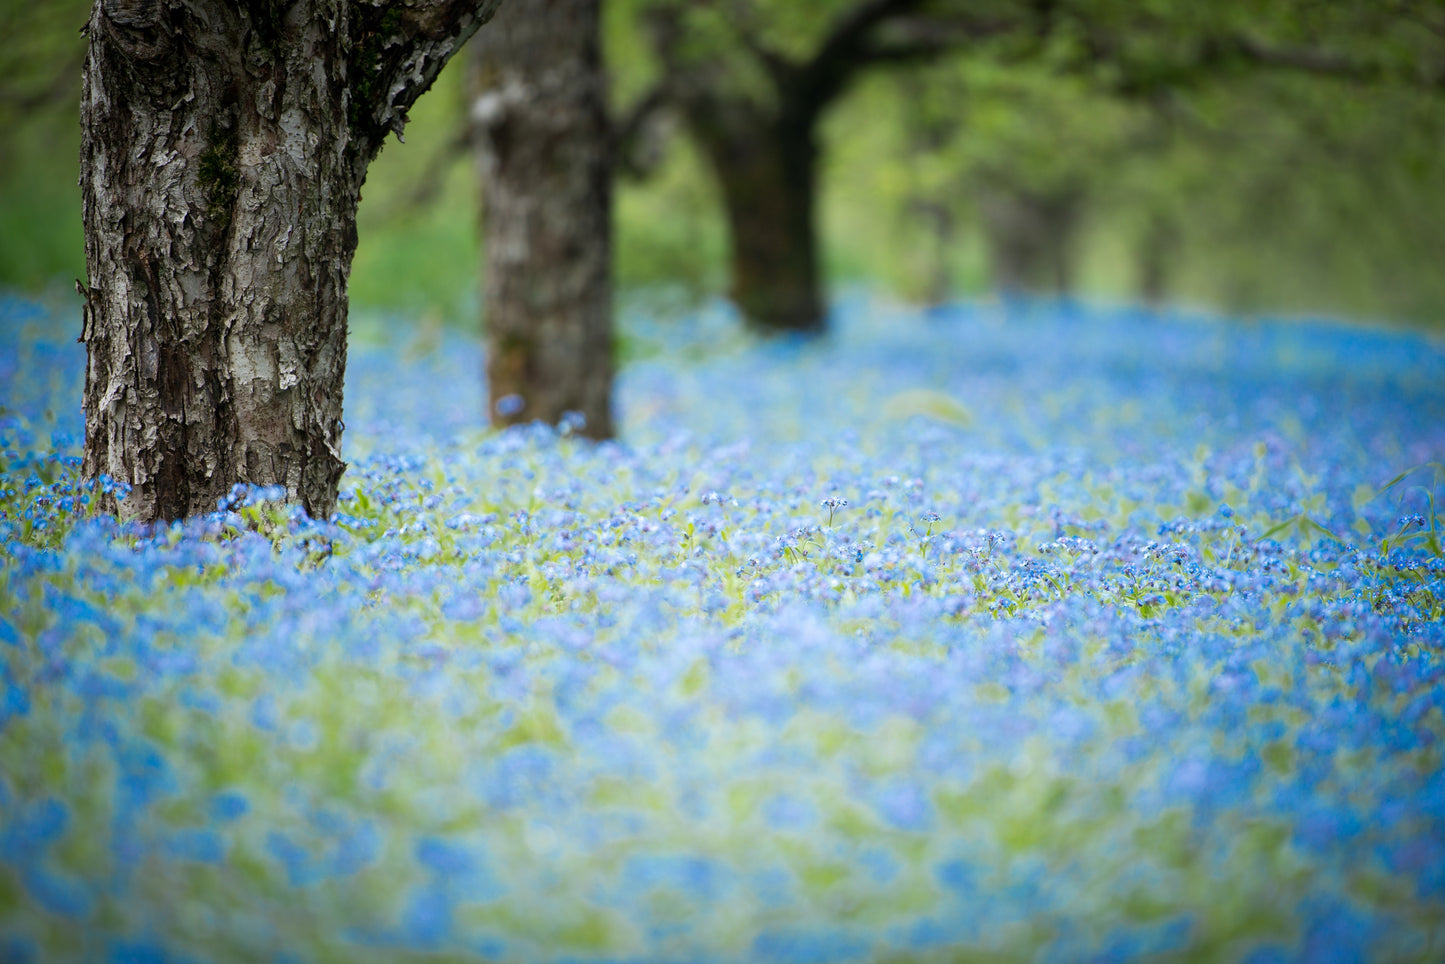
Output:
[690, 107, 825, 335]
[646, 0, 985, 334]
[643, 5, 849, 337]
[79, 0, 500, 523]
[469, 0, 614, 437]
[642, 0, 951, 336]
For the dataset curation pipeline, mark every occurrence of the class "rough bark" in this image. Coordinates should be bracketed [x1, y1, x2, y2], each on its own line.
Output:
[80, 0, 500, 523]
[469, 0, 614, 438]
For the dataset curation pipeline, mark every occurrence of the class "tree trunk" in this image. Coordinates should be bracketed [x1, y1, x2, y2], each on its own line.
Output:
[641, 0, 933, 337]
[977, 185, 1083, 297]
[900, 74, 955, 307]
[1137, 212, 1181, 310]
[80, 0, 499, 523]
[908, 199, 955, 306]
[469, 0, 614, 438]
[690, 105, 825, 334]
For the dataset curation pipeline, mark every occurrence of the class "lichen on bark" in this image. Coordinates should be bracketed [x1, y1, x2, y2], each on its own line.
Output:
[80, 0, 502, 523]
[196, 121, 240, 231]
[348, 6, 405, 137]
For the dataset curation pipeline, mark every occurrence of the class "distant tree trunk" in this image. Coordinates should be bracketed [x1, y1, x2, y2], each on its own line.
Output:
[977, 185, 1083, 297]
[907, 200, 955, 306]
[79, 0, 500, 523]
[899, 74, 955, 307]
[687, 103, 824, 334]
[1137, 212, 1180, 310]
[643, 0, 953, 336]
[469, 0, 614, 438]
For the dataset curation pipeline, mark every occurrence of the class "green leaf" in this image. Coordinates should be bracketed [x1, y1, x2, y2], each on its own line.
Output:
[880, 389, 973, 428]
[1256, 516, 1299, 543]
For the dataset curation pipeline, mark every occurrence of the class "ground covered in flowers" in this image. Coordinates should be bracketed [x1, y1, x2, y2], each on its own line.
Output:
[2, 292, 1443, 963]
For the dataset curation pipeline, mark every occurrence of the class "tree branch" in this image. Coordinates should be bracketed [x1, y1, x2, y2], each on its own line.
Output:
[715, 0, 797, 88]
[0, 52, 84, 115]
[1225, 34, 1443, 90]
[1227, 36, 1387, 80]
[1385, 0, 1445, 41]
[612, 83, 673, 181]
[795, 1, 1039, 120]
[1083, 11, 1445, 98]
[810, 0, 928, 69]
[349, 0, 504, 154]
[795, 0, 927, 115]
[853, 13, 1030, 68]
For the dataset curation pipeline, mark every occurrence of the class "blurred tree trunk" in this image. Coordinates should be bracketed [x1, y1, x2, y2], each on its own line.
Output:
[470, 0, 614, 438]
[79, 0, 499, 524]
[645, 0, 955, 336]
[977, 185, 1083, 297]
[689, 103, 824, 335]
[900, 74, 956, 307]
[909, 200, 955, 306]
[1137, 212, 1181, 310]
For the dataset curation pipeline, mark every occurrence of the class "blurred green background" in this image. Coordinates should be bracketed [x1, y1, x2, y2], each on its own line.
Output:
[4, 0, 1444, 329]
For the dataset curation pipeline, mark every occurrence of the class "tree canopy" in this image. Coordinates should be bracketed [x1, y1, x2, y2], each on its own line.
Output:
[4, 0, 1445, 326]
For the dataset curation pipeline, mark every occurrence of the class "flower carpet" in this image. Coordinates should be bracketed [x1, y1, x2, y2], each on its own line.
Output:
[1, 293, 1443, 962]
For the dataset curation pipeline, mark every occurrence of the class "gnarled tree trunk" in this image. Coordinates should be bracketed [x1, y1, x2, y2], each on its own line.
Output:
[80, 0, 500, 523]
[469, 0, 614, 438]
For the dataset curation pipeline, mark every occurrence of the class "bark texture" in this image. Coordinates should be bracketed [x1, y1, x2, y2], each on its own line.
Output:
[470, 0, 614, 438]
[80, 0, 500, 523]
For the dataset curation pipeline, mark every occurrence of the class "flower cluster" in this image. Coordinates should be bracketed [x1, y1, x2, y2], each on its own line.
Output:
[1, 293, 1443, 962]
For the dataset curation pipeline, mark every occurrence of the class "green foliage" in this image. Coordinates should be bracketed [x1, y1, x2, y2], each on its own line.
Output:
[0, 1, 89, 292]
[4, 0, 1445, 327]
[1158, 74, 1445, 323]
[817, 7, 1445, 321]
[615, 139, 728, 302]
[0, 0, 88, 128]
[0, 112, 85, 291]
[610, 0, 871, 105]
